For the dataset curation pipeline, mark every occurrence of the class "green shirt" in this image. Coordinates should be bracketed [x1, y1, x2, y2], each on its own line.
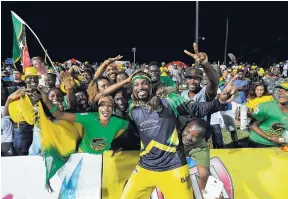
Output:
[76, 112, 129, 154]
[186, 139, 210, 167]
[249, 100, 288, 145]
[160, 76, 177, 88]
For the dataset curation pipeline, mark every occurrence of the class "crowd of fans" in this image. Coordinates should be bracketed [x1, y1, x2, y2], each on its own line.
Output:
[1, 53, 288, 156]
[1, 44, 288, 198]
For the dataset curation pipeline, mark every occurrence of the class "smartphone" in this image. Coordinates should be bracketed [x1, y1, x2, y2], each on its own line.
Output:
[203, 176, 223, 199]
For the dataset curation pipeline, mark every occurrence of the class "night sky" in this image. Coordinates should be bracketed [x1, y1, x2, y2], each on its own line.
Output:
[1, 1, 287, 66]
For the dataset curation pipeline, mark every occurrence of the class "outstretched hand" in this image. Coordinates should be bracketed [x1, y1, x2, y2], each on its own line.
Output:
[184, 42, 208, 65]
[146, 96, 161, 113]
[104, 55, 123, 66]
[156, 86, 178, 98]
[218, 85, 238, 104]
[36, 87, 49, 102]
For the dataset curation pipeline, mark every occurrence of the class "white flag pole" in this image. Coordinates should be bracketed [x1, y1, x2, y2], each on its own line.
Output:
[11, 11, 60, 78]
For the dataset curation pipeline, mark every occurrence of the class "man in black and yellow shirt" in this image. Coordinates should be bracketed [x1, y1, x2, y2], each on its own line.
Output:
[120, 71, 236, 199]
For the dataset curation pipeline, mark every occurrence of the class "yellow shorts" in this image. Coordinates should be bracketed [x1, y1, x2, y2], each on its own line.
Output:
[120, 164, 194, 199]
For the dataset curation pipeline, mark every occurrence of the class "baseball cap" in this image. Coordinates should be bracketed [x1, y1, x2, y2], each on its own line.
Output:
[184, 68, 203, 79]
[275, 82, 288, 91]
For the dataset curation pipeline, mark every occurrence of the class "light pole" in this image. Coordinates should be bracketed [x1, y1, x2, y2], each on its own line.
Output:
[195, 1, 199, 67]
[132, 47, 136, 64]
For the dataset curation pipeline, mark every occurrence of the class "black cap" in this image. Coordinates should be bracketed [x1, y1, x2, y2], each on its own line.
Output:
[184, 68, 203, 79]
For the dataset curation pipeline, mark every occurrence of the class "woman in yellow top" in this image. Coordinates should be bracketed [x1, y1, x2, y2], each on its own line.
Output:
[246, 83, 274, 117]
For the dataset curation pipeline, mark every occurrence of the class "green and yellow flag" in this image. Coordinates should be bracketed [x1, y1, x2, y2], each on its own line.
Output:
[38, 102, 83, 191]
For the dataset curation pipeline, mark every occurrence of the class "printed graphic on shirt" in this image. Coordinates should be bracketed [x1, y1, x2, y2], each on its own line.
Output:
[266, 123, 285, 137]
[90, 138, 107, 151]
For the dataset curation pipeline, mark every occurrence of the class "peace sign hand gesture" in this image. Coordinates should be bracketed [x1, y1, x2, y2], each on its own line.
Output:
[184, 42, 208, 65]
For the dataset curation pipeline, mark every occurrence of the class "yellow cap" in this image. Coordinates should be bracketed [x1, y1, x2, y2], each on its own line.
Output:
[276, 82, 288, 91]
[21, 67, 41, 81]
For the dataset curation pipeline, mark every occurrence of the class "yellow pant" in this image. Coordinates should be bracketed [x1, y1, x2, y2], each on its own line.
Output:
[120, 164, 194, 199]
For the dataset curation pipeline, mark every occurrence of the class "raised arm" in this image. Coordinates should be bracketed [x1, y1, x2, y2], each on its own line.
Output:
[225, 74, 239, 88]
[175, 85, 237, 118]
[176, 99, 226, 118]
[62, 76, 78, 107]
[94, 55, 123, 79]
[37, 87, 76, 122]
[93, 72, 135, 102]
[184, 43, 219, 99]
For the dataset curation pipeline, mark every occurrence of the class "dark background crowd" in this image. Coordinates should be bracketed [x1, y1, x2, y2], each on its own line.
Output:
[1, 55, 287, 156]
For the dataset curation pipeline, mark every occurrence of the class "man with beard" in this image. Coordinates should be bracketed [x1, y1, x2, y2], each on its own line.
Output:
[120, 69, 236, 199]
[180, 44, 224, 148]
[147, 61, 176, 89]
[181, 43, 219, 103]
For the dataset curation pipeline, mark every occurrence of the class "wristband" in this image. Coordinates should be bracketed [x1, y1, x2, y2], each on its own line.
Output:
[49, 104, 58, 113]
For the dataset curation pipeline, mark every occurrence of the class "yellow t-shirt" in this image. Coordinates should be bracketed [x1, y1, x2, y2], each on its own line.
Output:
[246, 95, 274, 111]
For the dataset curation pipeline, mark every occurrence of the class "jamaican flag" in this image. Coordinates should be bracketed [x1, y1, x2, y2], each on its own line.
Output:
[37, 102, 83, 191]
[11, 11, 31, 71]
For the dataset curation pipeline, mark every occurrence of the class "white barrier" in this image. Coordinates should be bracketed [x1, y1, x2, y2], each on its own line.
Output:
[1, 154, 102, 199]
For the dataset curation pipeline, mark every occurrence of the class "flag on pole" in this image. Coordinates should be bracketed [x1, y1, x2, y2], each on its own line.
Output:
[11, 11, 31, 72]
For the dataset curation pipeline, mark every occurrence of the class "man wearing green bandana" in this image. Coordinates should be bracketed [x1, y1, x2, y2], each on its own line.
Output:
[121, 70, 236, 199]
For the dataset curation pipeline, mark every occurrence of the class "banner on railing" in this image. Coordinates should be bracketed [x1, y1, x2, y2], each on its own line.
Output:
[2, 148, 288, 199]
